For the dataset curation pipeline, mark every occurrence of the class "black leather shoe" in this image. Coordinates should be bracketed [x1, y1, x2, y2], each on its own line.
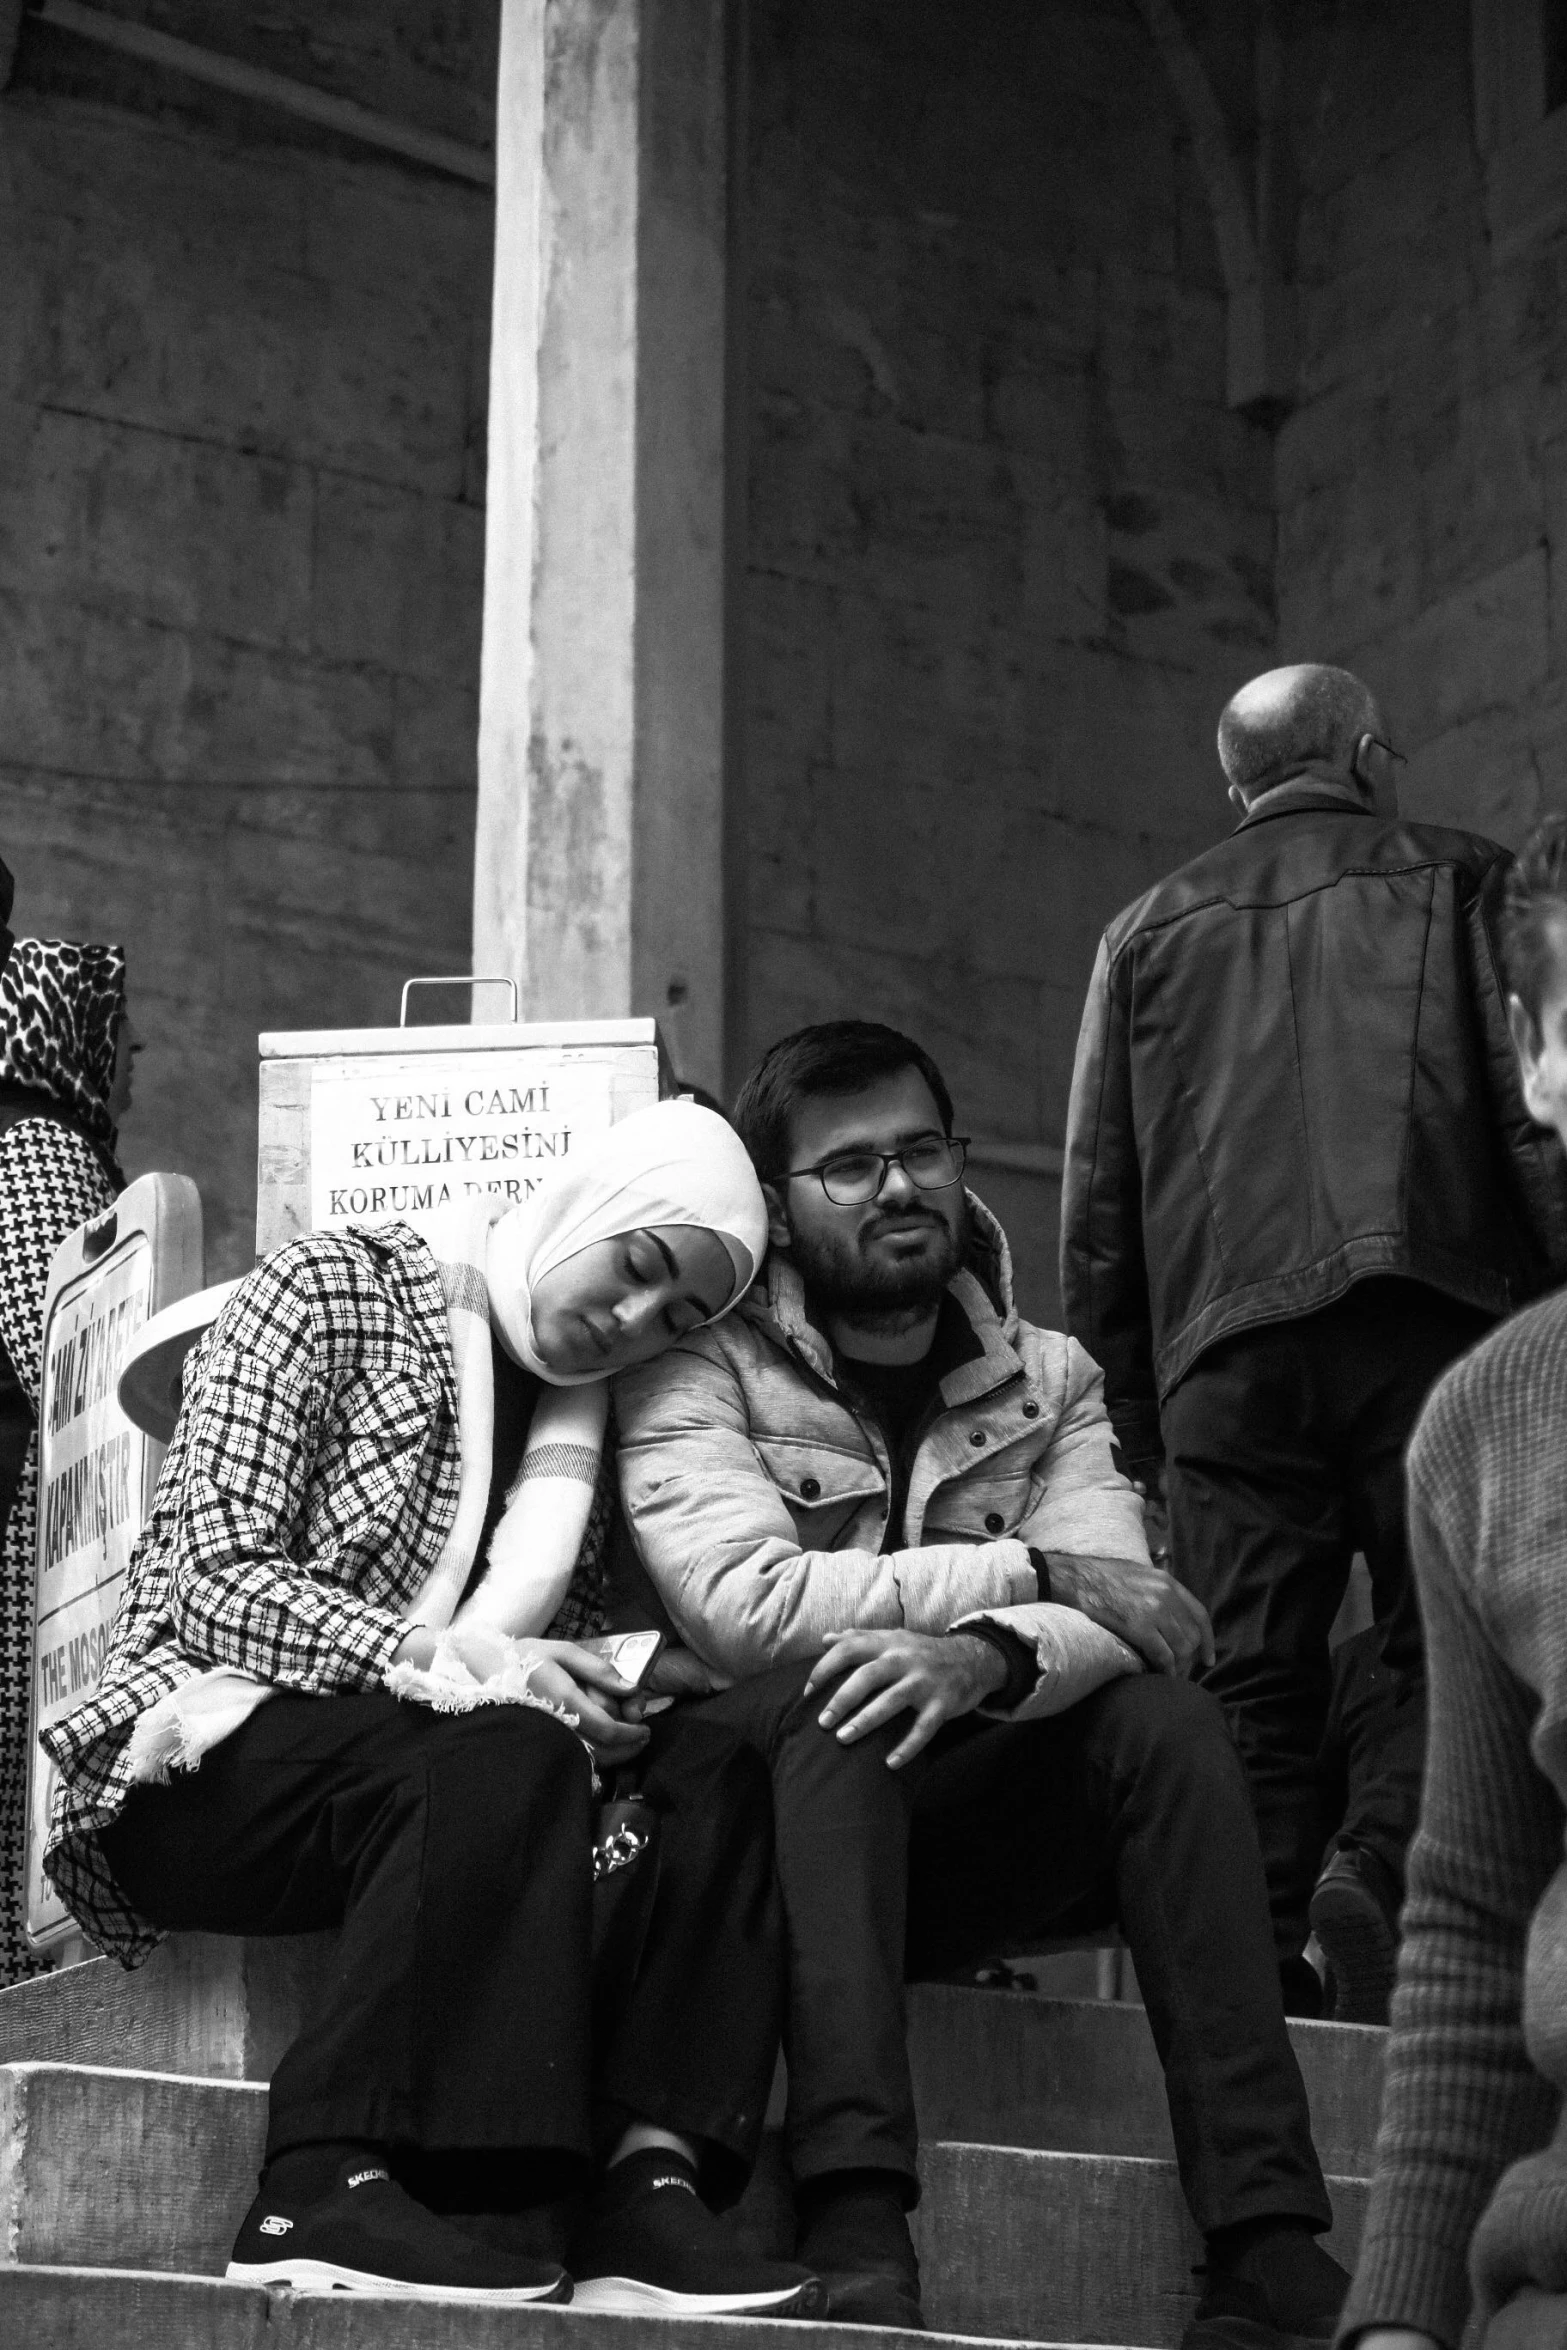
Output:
[1181, 2269, 1334, 2350]
[1309, 1847, 1399, 2025]
[796, 2171, 925, 2331]
[813, 2267, 927, 2329]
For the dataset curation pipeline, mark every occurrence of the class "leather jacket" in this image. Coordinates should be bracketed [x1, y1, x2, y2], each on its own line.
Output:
[1060, 787, 1567, 1463]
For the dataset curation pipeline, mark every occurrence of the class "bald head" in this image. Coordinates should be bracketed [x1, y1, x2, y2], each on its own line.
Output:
[1218, 665, 1383, 806]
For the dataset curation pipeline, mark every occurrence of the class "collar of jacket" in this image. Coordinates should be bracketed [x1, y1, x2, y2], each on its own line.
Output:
[743, 1189, 1026, 1409]
[1234, 780, 1375, 831]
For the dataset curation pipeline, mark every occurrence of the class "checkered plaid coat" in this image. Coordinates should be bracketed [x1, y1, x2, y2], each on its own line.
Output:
[42, 1222, 610, 1964]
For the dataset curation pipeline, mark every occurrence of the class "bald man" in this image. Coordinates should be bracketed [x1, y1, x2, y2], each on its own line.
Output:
[1061, 663, 1567, 2019]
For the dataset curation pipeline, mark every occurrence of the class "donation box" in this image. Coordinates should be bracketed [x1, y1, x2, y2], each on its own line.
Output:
[256, 1015, 670, 1254]
[25, 1172, 204, 1947]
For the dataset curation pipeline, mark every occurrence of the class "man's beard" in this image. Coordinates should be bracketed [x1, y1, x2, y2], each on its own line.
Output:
[787, 1203, 965, 1317]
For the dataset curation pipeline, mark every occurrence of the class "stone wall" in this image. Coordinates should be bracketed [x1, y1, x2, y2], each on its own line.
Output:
[742, 0, 1277, 1319]
[1276, 0, 1567, 846]
[0, 17, 493, 1277]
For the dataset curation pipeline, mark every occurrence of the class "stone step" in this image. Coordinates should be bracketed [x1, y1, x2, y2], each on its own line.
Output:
[908, 1982, 1386, 2179]
[0, 2264, 1100, 2350]
[0, 1939, 1387, 2175]
[0, 2063, 1367, 2345]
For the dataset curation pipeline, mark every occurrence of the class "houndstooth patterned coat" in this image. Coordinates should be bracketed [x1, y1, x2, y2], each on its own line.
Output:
[0, 1119, 119, 1983]
[0, 937, 126, 1986]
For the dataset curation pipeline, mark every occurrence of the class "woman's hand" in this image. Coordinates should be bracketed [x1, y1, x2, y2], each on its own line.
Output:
[508, 1637, 651, 1761]
[395, 1625, 650, 1760]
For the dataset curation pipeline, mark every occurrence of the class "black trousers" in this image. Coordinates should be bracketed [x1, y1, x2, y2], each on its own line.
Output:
[99, 1689, 783, 2204]
[674, 1661, 1330, 2239]
[1163, 1276, 1489, 1959]
[1316, 1624, 1426, 1901]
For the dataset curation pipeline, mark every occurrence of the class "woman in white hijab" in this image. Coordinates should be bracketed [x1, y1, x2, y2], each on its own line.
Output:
[388, 1097, 768, 1727]
[45, 1098, 816, 2321]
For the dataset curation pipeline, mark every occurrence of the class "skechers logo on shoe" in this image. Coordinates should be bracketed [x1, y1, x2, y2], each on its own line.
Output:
[346, 2169, 391, 2190]
[651, 2174, 698, 2196]
[258, 2216, 293, 2236]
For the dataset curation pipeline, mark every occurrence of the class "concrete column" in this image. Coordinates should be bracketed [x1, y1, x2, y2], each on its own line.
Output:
[473, 0, 739, 1093]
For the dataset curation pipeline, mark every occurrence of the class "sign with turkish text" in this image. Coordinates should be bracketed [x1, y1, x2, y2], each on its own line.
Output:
[307, 1051, 618, 1236]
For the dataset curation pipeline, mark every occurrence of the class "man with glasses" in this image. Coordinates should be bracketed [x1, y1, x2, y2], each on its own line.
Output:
[614, 1019, 1348, 2350]
[1061, 661, 1567, 2025]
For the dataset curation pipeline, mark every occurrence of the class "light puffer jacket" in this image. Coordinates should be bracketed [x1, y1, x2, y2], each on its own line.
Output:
[614, 1197, 1148, 1713]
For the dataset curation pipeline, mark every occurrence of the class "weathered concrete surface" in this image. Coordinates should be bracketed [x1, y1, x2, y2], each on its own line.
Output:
[915, 2143, 1364, 2345]
[473, 0, 733, 1092]
[0, 2266, 1096, 2350]
[0, 2266, 270, 2350]
[0, 1936, 337, 2082]
[908, 1983, 1386, 2180]
[0, 76, 493, 1275]
[741, 0, 1277, 1324]
[1275, 0, 1567, 849]
[0, 2061, 1363, 2345]
[0, 1954, 1386, 2182]
[0, 2063, 268, 2273]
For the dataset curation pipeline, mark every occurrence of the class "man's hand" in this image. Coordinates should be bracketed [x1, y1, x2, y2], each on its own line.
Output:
[642, 1646, 729, 1700]
[1045, 1550, 1213, 1677]
[804, 1628, 1008, 1769]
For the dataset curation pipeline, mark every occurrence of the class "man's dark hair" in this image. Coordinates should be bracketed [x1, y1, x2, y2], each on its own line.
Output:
[733, 1021, 955, 1179]
[1502, 813, 1567, 1037]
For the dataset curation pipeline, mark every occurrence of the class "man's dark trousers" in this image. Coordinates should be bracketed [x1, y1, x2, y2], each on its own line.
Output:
[1163, 1276, 1490, 1961]
[100, 1689, 784, 2204]
[668, 1662, 1329, 2238]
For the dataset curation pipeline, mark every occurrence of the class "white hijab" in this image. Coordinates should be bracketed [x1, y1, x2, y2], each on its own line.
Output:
[486, 1097, 768, 1382]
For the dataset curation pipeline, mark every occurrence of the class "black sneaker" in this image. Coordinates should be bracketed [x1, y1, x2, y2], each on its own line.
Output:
[226, 2158, 571, 2303]
[570, 2150, 821, 2317]
[1309, 1847, 1399, 2025]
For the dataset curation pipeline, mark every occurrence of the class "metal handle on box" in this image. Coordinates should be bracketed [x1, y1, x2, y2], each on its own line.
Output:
[399, 976, 520, 1027]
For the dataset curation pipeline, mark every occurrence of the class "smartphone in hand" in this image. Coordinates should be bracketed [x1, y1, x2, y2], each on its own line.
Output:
[579, 1629, 665, 1690]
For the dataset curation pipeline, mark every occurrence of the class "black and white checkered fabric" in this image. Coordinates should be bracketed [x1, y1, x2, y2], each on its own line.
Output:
[0, 1118, 118, 1986]
[43, 1220, 609, 1965]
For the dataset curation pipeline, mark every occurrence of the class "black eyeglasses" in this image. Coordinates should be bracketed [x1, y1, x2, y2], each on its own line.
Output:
[780, 1135, 970, 1207]
[1367, 737, 1407, 765]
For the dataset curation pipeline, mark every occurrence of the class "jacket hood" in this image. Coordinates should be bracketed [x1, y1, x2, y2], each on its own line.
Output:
[744, 1187, 1019, 1379]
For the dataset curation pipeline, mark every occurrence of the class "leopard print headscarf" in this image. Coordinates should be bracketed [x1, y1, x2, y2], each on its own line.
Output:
[0, 940, 126, 1178]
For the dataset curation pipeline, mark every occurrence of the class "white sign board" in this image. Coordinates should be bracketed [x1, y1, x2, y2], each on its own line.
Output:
[26, 1173, 203, 1948]
[309, 1052, 616, 1236]
[257, 1018, 669, 1257]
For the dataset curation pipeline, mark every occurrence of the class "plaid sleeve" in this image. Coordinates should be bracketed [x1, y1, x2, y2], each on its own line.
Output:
[164, 1262, 407, 1692]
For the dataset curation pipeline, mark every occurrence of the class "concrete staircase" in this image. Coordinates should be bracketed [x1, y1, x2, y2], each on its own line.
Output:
[0, 1938, 1383, 2348]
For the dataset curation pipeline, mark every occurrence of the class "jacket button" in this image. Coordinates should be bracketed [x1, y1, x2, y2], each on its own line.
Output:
[800, 1476, 821, 1501]
[970, 1429, 987, 1446]
[984, 1511, 1005, 1534]
[1021, 1401, 1039, 1419]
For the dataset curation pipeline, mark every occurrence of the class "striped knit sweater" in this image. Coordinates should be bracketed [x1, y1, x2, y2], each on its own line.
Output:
[1342, 1291, 1567, 2346]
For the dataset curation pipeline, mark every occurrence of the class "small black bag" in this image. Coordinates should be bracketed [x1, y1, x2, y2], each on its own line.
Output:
[591, 1770, 661, 2025]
